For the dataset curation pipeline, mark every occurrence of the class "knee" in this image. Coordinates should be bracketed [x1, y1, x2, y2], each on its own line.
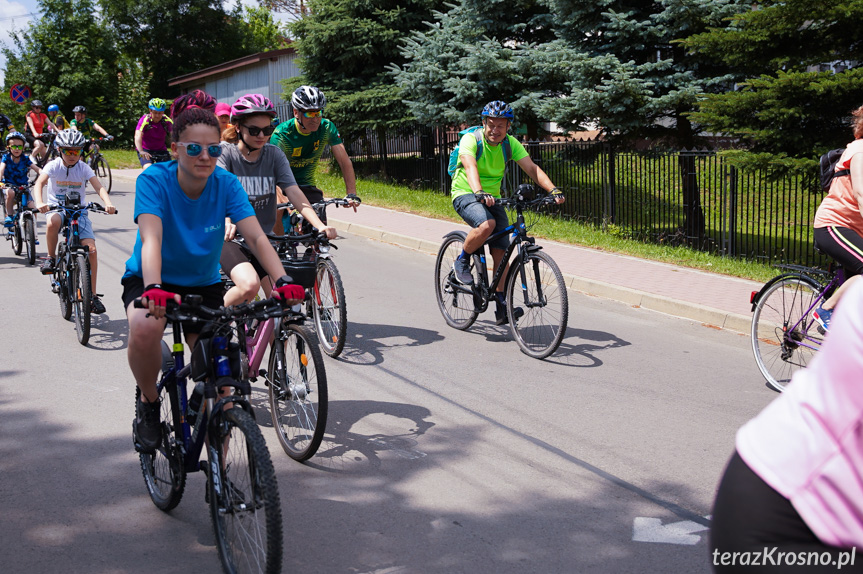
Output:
[129, 319, 163, 350]
[233, 276, 261, 302]
[477, 219, 495, 236]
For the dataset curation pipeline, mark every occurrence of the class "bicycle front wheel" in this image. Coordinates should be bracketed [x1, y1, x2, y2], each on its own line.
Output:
[751, 274, 824, 392]
[434, 234, 479, 330]
[506, 250, 569, 359]
[312, 258, 347, 357]
[208, 406, 283, 574]
[24, 216, 35, 265]
[11, 218, 21, 255]
[73, 253, 91, 345]
[137, 377, 186, 511]
[93, 155, 112, 193]
[267, 323, 328, 461]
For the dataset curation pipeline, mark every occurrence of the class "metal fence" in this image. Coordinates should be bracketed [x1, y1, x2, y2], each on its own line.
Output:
[342, 126, 825, 266]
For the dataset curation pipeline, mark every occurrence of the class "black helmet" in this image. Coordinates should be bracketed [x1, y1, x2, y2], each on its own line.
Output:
[72, 105, 86, 113]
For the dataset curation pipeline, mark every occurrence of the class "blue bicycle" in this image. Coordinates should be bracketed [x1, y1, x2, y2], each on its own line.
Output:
[3, 183, 38, 265]
[135, 295, 287, 573]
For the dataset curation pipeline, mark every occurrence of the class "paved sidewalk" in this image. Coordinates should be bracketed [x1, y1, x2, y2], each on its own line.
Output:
[114, 168, 759, 333]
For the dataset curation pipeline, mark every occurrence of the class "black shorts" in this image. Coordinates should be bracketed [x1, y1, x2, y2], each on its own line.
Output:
[120, 275, 225, 335]
[814, 226, 863, 277]
[299, 185, 327, 224]
[710, 451, 857, 572]
[220, 240, 266, 279]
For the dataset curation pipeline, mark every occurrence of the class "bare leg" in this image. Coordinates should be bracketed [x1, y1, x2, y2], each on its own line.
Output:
[224, 261, 261, 306]
[822, 275, 861, 310]
[127, 305, 166, 402]
[45, 212, 61, 259]
[81, 238, 98, 293]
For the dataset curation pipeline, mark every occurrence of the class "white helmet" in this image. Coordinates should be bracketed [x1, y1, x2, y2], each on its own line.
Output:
[55, 128, 86, 148]
[291, 86, 326, 111]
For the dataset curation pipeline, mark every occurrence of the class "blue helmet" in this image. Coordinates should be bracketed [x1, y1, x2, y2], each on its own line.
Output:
[48, 104, 59, 113]
[481, 100, 514, 120]
[5, 131, 25, 144]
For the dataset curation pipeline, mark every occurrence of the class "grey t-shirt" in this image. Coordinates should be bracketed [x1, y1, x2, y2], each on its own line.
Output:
[217, 142, 297, 233]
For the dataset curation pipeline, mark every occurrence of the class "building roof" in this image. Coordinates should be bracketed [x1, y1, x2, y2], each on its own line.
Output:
[168, 47, 296, 87]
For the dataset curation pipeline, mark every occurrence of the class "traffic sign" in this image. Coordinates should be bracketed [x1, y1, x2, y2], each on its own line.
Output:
[9, 84, 31, 104]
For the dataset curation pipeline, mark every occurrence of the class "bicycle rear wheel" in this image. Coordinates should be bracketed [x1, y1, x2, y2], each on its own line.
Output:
[92, 155, 112, 193]
[434, 234, 479, 330]
[208, 406, 283, 574]
[11, 217, 21, 255]
[56, 255, 72, 320]
[751, 274, 824, 392]
[137, 374, 186, 511]
[24, 216, 35, 265]
[312, 258, 347, 357]
[267, 323, 328, 461]
[506, 250, 569, 359]
[73, 253, 91, 345]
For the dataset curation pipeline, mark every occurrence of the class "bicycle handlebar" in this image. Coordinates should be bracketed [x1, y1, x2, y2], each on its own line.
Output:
[133, 293, 294, 324]
[46, 202, 118, 215]
[277, 195, 362, 211]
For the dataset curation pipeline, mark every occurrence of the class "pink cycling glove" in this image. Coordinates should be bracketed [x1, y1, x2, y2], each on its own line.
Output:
[142, 284, 178, 307]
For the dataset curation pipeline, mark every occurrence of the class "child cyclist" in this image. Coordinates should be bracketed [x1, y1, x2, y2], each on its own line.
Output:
[219, 93, 336, 306]
[1, 132, 42, 227]
[123, 90, 305, 453]
[33, 129, 115, 313]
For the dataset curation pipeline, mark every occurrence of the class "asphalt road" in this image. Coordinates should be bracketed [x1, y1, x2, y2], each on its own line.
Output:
[0, 179, 777, 573]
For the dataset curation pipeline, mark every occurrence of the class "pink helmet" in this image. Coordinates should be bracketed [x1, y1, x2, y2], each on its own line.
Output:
[214, 102, 231, 118]
[230, 94, 276, 123]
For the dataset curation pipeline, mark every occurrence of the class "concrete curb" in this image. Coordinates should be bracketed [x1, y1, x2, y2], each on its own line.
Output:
[329, 218, 753, 335]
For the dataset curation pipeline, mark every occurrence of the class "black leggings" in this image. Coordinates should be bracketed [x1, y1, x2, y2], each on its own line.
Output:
[710, 451, 861, 572]
[814, 226, 863, 277]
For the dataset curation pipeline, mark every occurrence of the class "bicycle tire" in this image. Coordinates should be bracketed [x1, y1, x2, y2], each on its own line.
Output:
[137, 376, 186, 511]
[57, 255, 71, 321]
[11, 217, 21, 255]
[24, 215, 35, 265]
[506, 250, 569, 359]
[267, 322, 328, 461]
[93, 155, 112, 193]
[208, 406, 283, 574]
[73, 253, 91, 345]
[434, 234, 479, 330]
[312, 258, 347, 357]
[751, 274, 824, 392]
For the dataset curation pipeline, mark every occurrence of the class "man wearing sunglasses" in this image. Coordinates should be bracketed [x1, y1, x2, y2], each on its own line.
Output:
[270, 85, 359, 220]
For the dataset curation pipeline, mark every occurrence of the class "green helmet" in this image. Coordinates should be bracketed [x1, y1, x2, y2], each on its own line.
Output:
[148, 98, 167, 112]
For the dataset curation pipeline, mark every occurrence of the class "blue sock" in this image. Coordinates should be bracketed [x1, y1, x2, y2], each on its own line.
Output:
[458, 249, 469, 260]
[494, 292, 506, 305]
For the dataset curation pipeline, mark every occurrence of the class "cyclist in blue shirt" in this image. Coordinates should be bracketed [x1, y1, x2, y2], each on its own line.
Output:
[0, 132, 41, 227]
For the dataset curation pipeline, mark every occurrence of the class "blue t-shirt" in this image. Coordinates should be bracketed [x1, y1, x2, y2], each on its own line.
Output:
[123, 161, 256, 287]
[1, 152, 32, 186]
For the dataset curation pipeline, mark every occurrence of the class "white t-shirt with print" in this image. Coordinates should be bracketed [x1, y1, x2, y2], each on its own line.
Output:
[43, 158, 96, 206]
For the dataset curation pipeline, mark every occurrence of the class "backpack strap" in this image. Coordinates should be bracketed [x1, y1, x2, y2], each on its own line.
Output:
[473, 131, 512, 163]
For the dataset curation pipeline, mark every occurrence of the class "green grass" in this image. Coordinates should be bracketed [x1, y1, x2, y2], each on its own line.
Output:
[316, 169, 779, 283]
[101, 148, 141, 169]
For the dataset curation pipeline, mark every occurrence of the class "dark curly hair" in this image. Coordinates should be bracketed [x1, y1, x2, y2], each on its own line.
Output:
[172, 108, 220, 142]
[169, 89, 216, 120]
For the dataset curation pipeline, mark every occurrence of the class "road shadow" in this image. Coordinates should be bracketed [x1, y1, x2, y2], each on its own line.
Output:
[86, 314, 130, 351]
[335, 321, 446, 366]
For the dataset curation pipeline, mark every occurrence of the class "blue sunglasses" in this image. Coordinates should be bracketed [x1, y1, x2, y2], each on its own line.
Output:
[176, 142, 222, 158]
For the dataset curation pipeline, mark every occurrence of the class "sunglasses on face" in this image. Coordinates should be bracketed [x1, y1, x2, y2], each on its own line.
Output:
[61, 148, 82, 156]
[243, 124, 276, 137]
[176, 142, 223, 158]
[8, 145, 24, 150]
[301, 110, 322, 118]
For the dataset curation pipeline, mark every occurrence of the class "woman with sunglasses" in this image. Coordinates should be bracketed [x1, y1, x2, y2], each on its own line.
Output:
[270, 85, 359, 224]
[122, 91, 305, 453]
[219, 93, 336, 306]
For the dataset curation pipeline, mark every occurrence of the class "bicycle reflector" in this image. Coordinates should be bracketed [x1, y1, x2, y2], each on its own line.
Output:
[750, 291, 758, 304]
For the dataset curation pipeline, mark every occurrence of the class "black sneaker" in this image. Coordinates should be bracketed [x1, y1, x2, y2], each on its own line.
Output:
[133, 397, 162, 453]
[91, 295, 106, 314]
[494, 302, 525, 326]
[40, 257, 55, 275]
[452, 256, 474, 285]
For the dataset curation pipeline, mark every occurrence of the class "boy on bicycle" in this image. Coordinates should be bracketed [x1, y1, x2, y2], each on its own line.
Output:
[135, 98, 173, 169]
[0, 132, 41, 228]
[33, 129, 115, 313]
[450, 100, 564, 325]
[70, 105, 112, 157]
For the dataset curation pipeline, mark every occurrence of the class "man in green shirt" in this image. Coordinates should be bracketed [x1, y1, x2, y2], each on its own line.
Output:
[70, 105, 112, 157]
[269, 85, 358, 225]
[450, 100, 564, 324]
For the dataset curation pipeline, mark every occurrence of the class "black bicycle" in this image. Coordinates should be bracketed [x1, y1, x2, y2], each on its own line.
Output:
[82, 136, 113, 193]
[133, 295, 285, 573]
[282, 196, 361, 357]
[2, 183, 37, 265]
[434, 184, 569, 359]
[44, 192, 115, 345]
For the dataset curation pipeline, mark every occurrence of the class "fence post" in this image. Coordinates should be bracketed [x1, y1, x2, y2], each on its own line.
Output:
[726, 164, 738, 257]
[604, 143, 616, 225]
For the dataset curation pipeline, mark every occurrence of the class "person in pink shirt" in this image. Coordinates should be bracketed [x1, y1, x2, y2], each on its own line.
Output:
[710, 279, 863, 572]
[811, 105, 863, 331]
[215, 102, 231, 140]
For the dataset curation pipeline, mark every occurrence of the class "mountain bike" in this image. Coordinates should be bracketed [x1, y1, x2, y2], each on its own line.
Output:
[222, 233, 329, 461]
[133, 295, 284, 573]
[282, 196, 361, 357]
[749, 262, 842, 392]
[82, 136, 113, 193]
[434, 184, 569, 359]
[44, 193, 115, 346]
[2, 183, 38, 265]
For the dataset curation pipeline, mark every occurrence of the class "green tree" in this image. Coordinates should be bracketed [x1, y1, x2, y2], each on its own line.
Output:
[99, 0, 256, 96]
[239, 6, 288, 55]
[684, 0, 863, 159]
[2, 0, 119, 130]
